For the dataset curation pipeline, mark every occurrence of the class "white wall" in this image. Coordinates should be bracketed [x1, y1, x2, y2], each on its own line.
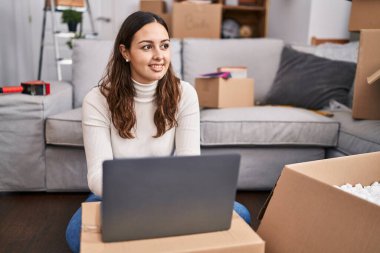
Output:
[308, 0, 351, 42]
[0, 0, 42, 85]
[268, 0, 313, 45]
[97, 0, 139, 40]
[268, 0, 352, 45]
[0, 0, 142, 85]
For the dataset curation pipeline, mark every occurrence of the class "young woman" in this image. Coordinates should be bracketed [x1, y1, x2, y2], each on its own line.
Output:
[66, 11, 251, 253]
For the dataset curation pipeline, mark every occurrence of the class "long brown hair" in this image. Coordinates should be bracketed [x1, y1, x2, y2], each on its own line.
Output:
[99, 11, 181, 139]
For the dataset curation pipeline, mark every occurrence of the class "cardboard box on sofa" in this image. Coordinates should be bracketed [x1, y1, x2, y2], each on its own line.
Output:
[172, 2, 222, 39]
[81, 202, 265, 253]
[140, 0, 172, 34]
[195, 78, 254, 108]
[257, 152, 380, 253]
[352, 29, 380, 120]
[349, 0, 380, 31]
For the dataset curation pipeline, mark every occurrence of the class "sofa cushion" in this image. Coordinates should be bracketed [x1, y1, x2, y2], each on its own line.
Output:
[330, 109, 380, 155]
[264, 47, 356, 109]
[46, 108, 83, 146]
[292, 42, 359, 108]
[292, 41, 359, 63]
[182, 38, 284, 104]
[72, 40, 112, 108]
[313, 42, 359, 63]
[71, 39, 182, 108]
[200, 106, 339, 147]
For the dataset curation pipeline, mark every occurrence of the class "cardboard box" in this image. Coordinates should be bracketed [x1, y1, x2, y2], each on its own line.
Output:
[349, 0, 380, 31]
[140, 0, 172, 35]
[160, 13, 172, 36]
[140, 0, 166, 14]
[352, 29, 380, 120]
[81, 202, 265, 253]
[172, 2, 222, 39]
[258, 152, 380, 253]
[195, 78, 254, 108]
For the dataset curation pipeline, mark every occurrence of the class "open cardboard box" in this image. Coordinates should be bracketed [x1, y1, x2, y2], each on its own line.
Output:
[195, 78, 254, 108]
[81, 202, 265, 253]
[352, 29, 380, 120]
[257, 152, 380, 253]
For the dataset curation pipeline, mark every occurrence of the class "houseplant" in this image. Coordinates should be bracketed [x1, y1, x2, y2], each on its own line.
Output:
[61, 9, 82, 33]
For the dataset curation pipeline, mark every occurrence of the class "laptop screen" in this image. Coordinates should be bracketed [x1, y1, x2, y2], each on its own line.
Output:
[101, 154, 240, 242]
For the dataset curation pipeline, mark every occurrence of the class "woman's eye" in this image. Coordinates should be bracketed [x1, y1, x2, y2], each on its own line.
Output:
[160, 43, 170, 50]
[142, 45, 152, 50]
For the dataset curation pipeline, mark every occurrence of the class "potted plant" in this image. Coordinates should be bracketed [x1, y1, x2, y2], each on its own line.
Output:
[61, 9, 82, 33]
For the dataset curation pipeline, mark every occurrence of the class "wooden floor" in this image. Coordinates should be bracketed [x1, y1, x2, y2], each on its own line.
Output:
[0, 191, 270, 253]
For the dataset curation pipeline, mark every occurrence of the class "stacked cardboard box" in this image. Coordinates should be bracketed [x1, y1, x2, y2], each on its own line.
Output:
[140, 0, 222, 39]
[172, 2, 222, 39]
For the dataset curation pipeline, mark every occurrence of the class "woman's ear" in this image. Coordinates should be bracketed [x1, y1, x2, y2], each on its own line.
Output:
[119, 44, 129, 61]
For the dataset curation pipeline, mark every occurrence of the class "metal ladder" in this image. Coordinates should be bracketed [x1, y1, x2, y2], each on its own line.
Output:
[38, 0, 97, 81]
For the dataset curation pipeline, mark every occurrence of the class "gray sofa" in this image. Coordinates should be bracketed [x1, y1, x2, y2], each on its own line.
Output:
[1, 38, 379, 192]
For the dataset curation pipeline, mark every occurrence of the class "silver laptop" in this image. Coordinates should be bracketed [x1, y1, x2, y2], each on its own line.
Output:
[101, 154, 240, 242]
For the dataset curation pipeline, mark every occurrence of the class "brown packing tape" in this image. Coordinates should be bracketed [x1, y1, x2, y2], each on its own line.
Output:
[367, 68, 380, 85]
[81, 202, 101, 232]
[81, 224, 101, 233]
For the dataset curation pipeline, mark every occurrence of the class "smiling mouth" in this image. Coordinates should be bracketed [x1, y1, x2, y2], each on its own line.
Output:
[149, 64, 164, 72]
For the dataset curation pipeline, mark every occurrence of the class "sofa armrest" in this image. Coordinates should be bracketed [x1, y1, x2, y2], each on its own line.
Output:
[44, 81, 74, 116]
[0, 81, 73, 191]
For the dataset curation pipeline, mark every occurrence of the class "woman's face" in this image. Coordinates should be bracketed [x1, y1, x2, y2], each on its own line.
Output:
[120, 22, 171, 84]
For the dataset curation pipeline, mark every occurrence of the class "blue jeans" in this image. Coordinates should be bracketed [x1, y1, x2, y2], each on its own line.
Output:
[66, 194, 251, 253]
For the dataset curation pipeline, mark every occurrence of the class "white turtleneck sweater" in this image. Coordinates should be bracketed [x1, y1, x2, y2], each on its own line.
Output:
[82, 80, 200, 196]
